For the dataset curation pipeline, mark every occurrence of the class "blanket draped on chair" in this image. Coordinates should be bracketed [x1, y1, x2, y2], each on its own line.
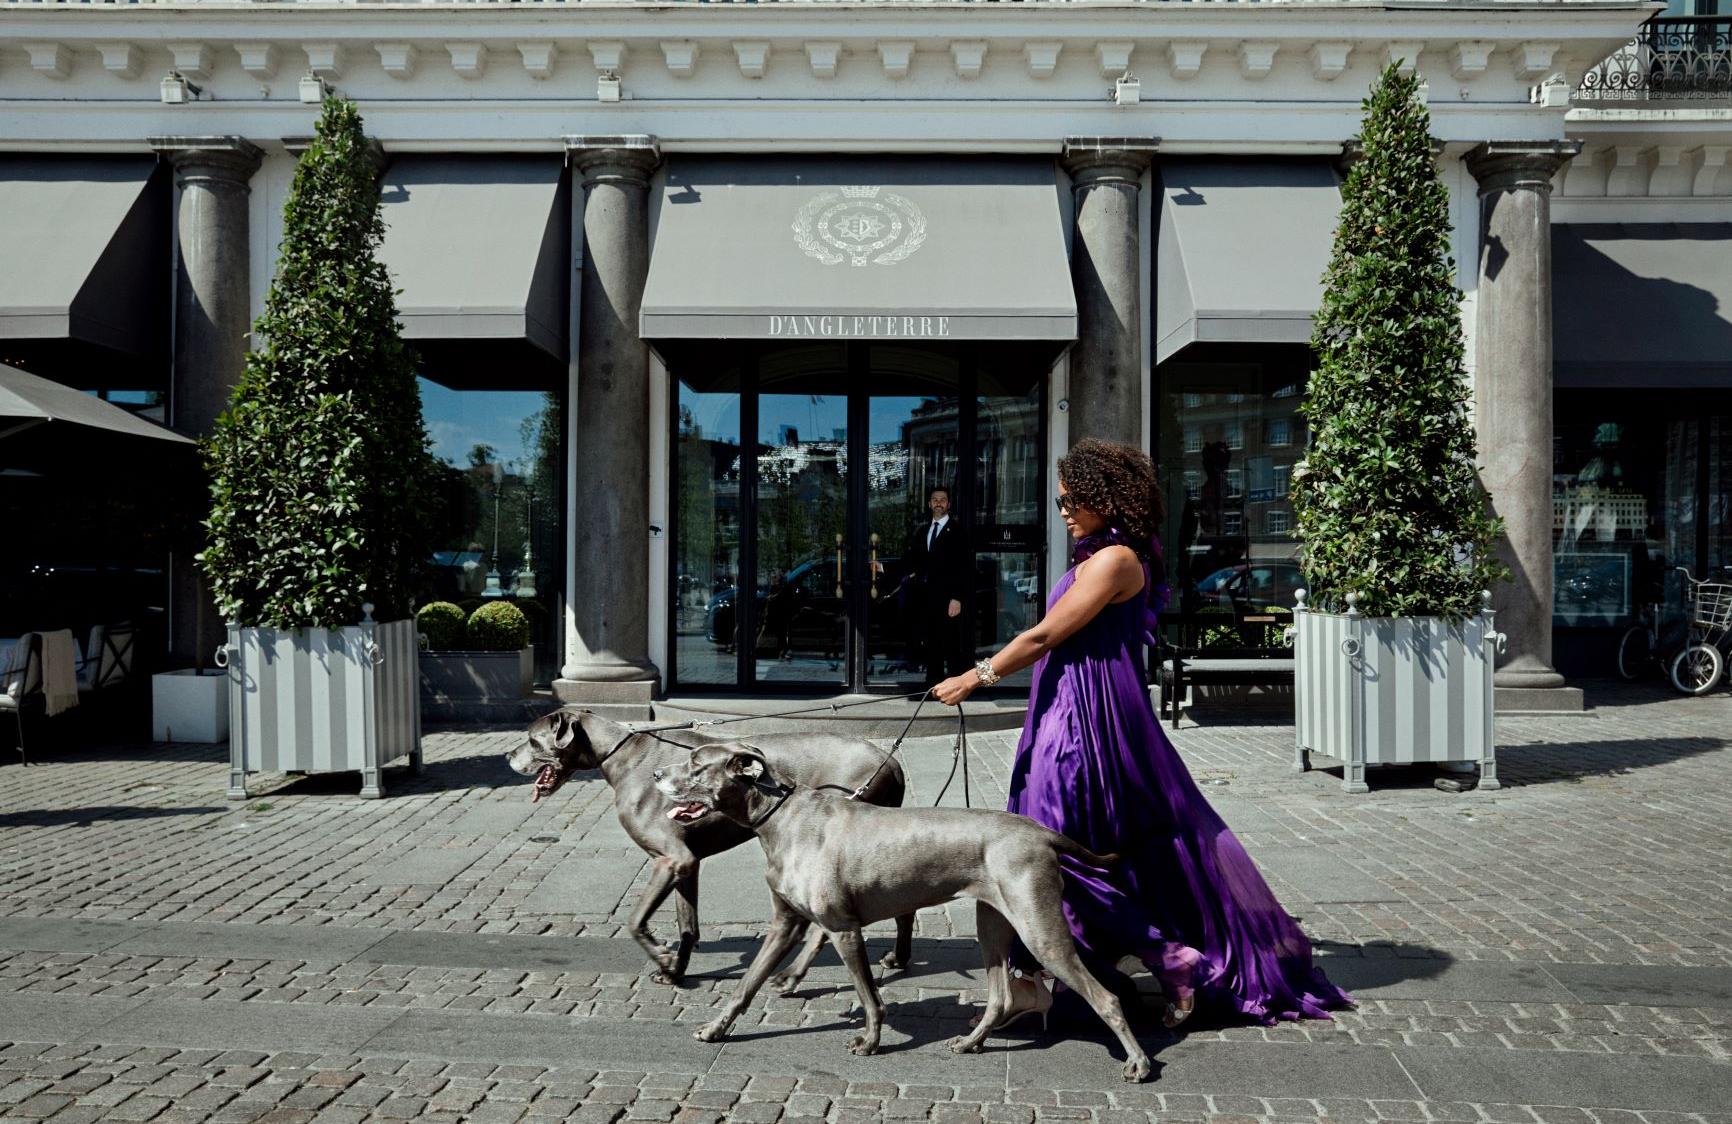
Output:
[40, 629, 79, 717]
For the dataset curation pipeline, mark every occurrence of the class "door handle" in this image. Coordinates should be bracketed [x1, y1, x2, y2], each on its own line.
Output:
[835, 533, 844, 599]
[870, 533, 880, 599]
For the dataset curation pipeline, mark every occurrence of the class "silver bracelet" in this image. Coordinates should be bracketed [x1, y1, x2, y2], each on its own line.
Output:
[974, 658, 1001, 686]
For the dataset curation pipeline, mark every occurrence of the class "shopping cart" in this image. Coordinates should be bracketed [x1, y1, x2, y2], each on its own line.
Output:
[1668, 567, 1732, 695]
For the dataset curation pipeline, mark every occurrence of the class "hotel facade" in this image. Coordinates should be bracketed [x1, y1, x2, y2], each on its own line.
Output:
[2, 0, 1728, 714]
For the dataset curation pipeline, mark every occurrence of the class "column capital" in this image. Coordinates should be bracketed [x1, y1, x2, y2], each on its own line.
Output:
[565, 134, 661, 187]
[1464, 140, 1582, 196]
[1061, 137, 1158, 187]
[148, 135, 264, 185]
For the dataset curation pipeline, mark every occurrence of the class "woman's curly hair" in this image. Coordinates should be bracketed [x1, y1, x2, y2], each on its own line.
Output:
[1057, 438, 1165, 543]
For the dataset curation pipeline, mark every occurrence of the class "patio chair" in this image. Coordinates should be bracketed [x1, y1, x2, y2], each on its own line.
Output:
[0, 632, 43, 764]
[77, 621, 136, 698]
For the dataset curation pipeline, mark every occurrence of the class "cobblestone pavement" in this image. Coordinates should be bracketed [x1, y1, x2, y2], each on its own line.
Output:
[2, 682, 1729, 1122]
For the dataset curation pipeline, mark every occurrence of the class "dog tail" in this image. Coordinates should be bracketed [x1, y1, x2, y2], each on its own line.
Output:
[1051, 834, 1120, 870]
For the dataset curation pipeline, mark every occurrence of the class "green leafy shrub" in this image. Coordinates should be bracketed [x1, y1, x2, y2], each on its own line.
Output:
[199, 98, 437, 628]
[467, 601, 530, 652]
[1291, 62, 1508, 619]
[416, 602, 467, 651]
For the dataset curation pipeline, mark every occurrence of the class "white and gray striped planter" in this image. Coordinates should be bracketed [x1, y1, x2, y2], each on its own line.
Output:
[218, 605, 422, 800]
[1292, 590, 1502, 794]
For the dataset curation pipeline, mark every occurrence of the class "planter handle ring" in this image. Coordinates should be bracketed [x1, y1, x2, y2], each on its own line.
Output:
[213, 644, 236, 670]
[1340, 637, 1362, 658]
[365, 640, 385, 666]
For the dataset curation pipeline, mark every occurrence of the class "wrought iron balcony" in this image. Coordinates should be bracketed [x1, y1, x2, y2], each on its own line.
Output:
[1576, 16, 1732, 103]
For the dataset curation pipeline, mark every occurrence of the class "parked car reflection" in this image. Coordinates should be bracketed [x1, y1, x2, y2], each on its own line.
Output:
[1193, 561, 1303, 609]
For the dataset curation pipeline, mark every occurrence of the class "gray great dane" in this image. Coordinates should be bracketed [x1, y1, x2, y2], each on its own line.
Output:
[655, 741, 1154, 1082]
[506, 709, 914, 987]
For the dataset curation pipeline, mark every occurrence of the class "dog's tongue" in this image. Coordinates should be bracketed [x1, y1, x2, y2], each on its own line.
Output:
[667, 801, 706, 822]
[531, 764, 557, 804]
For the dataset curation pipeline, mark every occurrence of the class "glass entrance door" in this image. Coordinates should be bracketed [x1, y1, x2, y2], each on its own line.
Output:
[670, 342, 1045, 693]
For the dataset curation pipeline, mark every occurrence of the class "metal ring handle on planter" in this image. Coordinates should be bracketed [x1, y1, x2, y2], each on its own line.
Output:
[365, 640, 385, 666]
[1340, 637, 1362, 658]
[212, 644, 236, 669]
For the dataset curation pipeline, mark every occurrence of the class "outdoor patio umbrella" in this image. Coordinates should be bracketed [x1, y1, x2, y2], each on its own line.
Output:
[0, 363, 193, 451]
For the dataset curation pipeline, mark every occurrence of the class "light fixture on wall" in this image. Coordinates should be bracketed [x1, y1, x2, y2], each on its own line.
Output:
[159, 70, 203, 105]
[1112, 71, 1141, 107]
[298, 72, 331, 104]
[597, 68, 622, 103]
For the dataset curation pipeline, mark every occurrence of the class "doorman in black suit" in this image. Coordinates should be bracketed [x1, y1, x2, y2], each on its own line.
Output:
[906, 485, 972, 689]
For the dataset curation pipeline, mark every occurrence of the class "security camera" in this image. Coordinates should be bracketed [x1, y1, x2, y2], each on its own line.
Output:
[160, 70, 204, 105]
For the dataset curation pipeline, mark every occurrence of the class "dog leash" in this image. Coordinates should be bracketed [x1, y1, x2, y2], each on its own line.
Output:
[605, 688, 976, 809]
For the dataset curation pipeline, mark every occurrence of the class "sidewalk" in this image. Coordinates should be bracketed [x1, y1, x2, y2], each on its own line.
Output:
[1, 684, 1728, 1123]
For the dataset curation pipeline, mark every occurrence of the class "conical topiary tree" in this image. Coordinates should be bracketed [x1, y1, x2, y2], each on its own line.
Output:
[1291, 62, 1507, 619]
[200, 97, 437, 628]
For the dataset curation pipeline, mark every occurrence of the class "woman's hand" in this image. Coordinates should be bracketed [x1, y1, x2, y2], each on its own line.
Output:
[933, 672, 978, 706]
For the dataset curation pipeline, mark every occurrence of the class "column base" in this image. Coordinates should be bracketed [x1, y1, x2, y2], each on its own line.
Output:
[551, 677, 656, 721]
[1494, 685, 1585, 714]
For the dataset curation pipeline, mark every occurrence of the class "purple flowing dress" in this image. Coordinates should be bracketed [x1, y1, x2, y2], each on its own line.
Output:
[1006, 533, 1352, 1024]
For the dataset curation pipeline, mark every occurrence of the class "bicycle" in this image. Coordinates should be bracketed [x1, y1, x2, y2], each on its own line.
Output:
[1615, 598, 1666, 681]
[1668, 567, 1732, 696]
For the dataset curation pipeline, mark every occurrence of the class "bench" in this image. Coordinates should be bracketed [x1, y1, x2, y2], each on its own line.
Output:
[1154, 612, 1295, 729]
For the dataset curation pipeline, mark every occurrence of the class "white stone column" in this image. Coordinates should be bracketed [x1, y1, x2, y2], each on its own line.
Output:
[556, 135, 661, 716]
[1062, 138, 1157, 449]
[1465, 140, 1582, 712]
[149, 135, 263, 665]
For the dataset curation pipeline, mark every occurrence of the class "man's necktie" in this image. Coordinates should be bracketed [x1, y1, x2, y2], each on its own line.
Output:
[928, 522, 939, 550]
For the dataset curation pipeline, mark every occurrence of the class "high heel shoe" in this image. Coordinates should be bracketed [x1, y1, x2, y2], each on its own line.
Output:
[1157, 945, 1204, 1030]
[969, 974, 1054, 1031]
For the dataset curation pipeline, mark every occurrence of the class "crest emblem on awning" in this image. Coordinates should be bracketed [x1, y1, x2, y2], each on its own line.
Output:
[793, 186, 928, 267]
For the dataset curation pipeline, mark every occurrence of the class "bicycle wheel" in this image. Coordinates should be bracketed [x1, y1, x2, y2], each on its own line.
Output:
[1615, 626, 1651, 681]
[1669, 644, 1724, 695]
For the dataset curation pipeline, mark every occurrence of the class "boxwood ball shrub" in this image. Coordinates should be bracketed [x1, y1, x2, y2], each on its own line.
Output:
[416, 602, 467, 651]
[467, 601, 530, 652]
[199, 97, 438, 629]
[1290, 62, 1507, 620]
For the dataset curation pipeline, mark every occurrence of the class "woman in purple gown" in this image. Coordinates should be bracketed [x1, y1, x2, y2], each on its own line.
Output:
[935, 439, 1352, 1028]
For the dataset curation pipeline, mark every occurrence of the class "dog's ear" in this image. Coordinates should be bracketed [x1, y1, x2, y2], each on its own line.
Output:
[724, 745, 768, 782]
[552, 709, 582, 750]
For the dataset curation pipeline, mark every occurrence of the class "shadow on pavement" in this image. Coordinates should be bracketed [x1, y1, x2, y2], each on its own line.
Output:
[1497, 737, 1723, 786]
[0, 804, 227, 828]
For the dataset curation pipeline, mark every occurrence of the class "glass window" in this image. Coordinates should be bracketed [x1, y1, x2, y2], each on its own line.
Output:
[1156, 362, 1307, 638]
[974, 371, 1044, 694]
[674, 367, 743, 687]
[1184, 426, 1202, 453]
[416, 379, 565, 685]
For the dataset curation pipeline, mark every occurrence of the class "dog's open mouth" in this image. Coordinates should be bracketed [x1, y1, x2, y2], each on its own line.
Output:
[667, 800, 710, 823]
[531, 764, 565, 803]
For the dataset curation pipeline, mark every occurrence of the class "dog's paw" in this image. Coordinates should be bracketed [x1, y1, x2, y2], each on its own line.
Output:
[1123, 1054, 1153, 1083]
[768, 970, 801, 995]
[693, 1021, 730, 1043]
[946, 1035, 983, 1055]
[650, 969, 684, 987]
[846, 1033, 880, 1057]
[878, 952, 905, 970]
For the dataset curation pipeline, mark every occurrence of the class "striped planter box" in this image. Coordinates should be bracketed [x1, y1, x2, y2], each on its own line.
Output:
[219, 606, 422, 800]
[1293, 590, 1501, 794]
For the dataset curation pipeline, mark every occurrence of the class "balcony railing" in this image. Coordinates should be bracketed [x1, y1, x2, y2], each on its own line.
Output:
[1576, 16, 1732, 103]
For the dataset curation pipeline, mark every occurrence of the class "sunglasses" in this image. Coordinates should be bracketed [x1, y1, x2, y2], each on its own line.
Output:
[1055, 494, 1080, 516]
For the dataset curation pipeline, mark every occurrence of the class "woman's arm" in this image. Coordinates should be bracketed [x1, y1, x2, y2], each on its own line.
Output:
[932, 544, 1145, 705]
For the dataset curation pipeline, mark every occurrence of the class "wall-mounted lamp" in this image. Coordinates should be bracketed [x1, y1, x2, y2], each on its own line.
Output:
[597, 68, 621, 103]
[298, 72, 331, 104]
[159, 70, 203, 105]
[1112, 71, 1141, 107]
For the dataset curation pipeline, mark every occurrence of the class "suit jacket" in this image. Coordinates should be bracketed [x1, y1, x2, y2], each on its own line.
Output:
[907, 518, 972, 608]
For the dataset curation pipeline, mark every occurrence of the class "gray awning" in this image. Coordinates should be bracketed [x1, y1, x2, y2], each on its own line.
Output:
[1155, 160, 1340, 363]
[1, 363, 192, 444]
[376, 157, 569, 389]
[0, 157, 168, 360]
[640, 157, 1075, 341]
[1553, 223, 1732, 388]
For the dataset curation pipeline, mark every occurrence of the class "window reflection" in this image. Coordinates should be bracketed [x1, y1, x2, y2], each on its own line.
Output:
[416, 378, 564, 684]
